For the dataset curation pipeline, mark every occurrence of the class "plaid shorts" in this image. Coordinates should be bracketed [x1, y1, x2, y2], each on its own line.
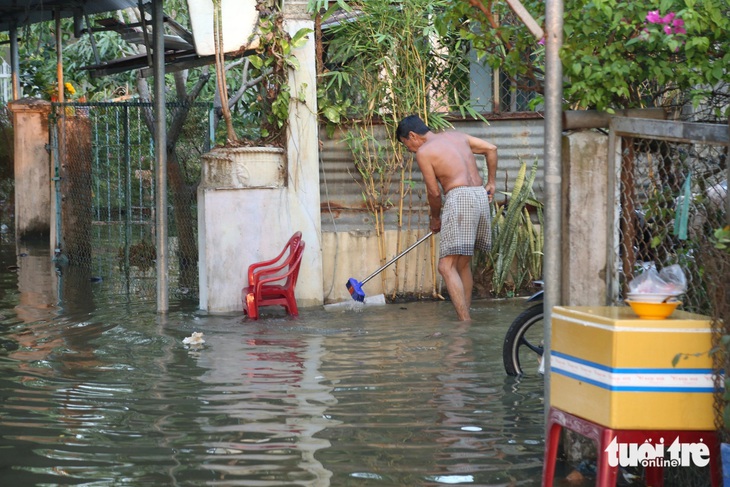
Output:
[440, 186, 491, 257]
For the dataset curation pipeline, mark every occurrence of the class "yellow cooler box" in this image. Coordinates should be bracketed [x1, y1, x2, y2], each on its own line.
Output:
[550, 306, 716, 430]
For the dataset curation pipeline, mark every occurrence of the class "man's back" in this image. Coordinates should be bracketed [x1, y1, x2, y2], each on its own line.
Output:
[417, 131, 484, 193]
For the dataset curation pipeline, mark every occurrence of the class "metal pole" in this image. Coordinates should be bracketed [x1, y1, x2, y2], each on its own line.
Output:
[152, 0, 169, 312]
[9, 26, 20, 100]
[55, 10, 68, 261]
[542, 0, 564, 418]
[360, 232, 433, 285]
[124, 105, 132, 296]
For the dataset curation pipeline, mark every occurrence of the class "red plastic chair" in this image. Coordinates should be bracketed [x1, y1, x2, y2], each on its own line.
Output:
[242, 232, 305, 320]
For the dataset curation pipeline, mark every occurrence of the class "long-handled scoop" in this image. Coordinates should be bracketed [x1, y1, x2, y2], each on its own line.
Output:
[346, 231, 433, 302]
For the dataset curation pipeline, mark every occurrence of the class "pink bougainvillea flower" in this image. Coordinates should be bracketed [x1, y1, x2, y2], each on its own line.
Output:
[538, 37, 545, 45]
[646, 10, 662, 23]
[643, 10, 686, 39]
[661, 12, 676, 24]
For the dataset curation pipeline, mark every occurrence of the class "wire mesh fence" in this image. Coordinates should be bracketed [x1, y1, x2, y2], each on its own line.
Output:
[51, 100, 210, 303]
[612, 125, 728, 314]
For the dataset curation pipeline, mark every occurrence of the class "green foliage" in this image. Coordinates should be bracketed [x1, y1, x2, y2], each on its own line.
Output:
[561, 0, 730, 112]
[442, 0, 730, 115]
[713, 226, 730, 251]
[15, 17, 139, 101]
[212, 6, 312, 147]
[441, 0, 545, 87]
[320, 0, 481, 121]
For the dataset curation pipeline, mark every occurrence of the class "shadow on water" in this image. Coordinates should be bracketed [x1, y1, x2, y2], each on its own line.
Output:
[0, 238, 546, 486]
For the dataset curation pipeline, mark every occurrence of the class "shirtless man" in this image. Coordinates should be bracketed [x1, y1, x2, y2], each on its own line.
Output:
[396, 115, 497, 321]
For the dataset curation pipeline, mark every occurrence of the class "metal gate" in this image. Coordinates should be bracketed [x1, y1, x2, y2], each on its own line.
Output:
[51, 101, 211, 302]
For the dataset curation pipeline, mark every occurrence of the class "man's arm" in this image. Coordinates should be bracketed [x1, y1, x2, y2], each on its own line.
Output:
[416, 152, 443, 232]
[467, 135, 498, 199]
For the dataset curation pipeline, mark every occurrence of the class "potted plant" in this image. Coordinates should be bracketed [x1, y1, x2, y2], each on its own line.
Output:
[190, 0, 310, 190]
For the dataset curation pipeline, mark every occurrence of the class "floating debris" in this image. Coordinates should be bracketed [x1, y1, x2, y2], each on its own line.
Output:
[182, 332, 205, 347]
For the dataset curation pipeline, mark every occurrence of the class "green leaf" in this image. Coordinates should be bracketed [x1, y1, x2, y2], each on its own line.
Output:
[291, 28, 313, 49]
[286, 56, 301, 71]
[712, 64, 724, 82]
[249, 55, 264, 70]
[322, 106, 340, 123]
[671, 354, 682, 367]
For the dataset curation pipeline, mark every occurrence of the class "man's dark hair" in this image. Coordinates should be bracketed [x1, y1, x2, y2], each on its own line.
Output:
[396, 115, 430, 140]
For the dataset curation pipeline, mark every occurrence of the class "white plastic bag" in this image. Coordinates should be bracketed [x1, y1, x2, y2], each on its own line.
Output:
[628, 264, 687, 294]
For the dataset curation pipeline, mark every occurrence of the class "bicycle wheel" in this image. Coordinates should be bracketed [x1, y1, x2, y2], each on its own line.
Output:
[503, 303, 544, 376]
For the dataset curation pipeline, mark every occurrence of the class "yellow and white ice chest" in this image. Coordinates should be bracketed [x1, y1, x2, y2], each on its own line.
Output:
[550, 306, 716, 430]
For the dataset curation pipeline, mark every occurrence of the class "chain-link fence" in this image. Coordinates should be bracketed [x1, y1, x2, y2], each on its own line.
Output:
[0, 106, 13, 230]
[610, 119, 728, 313]
[51, 100, 210, 303]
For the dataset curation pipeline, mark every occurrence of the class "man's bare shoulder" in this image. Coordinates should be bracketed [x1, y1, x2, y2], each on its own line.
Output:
[419, 131, 466, 153]
[437, 130, 470, 143]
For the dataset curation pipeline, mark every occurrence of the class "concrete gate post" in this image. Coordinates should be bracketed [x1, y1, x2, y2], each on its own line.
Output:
[282, 0, 324, 308]
[561, 130, 609, 306]
[7, 98, 52, 243]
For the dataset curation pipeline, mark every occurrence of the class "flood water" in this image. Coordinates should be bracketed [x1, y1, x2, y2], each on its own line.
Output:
[0, 240, 546, 486]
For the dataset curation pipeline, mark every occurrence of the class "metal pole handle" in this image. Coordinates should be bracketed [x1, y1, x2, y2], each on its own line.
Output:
[360, 231, 434, 285]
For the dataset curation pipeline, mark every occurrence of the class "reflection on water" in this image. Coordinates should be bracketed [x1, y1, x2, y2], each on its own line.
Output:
[0, 240, 545, 486]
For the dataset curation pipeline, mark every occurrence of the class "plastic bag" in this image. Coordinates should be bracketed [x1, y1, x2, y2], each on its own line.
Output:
[628, 264, 687, 294]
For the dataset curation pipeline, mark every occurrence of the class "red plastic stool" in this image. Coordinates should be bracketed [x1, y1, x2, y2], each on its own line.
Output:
[542, 407, 722, 486]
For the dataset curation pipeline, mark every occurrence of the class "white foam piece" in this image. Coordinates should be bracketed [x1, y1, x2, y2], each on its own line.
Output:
[364, 294, 386, 305]
[323, 294, 386, 312]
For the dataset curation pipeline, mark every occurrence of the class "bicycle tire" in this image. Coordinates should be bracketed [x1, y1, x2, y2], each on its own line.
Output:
[503, 303, 544, 376]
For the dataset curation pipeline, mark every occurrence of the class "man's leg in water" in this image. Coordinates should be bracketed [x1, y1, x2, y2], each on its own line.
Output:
[438, 254, 474, 321]
[456, 255, 473, 309]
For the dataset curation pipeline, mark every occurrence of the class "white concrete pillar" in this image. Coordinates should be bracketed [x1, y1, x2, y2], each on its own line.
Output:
[283, 0, 323, 308]
[7, 98, 52, 242]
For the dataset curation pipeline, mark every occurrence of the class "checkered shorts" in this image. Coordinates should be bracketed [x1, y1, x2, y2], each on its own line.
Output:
[440, 186, 491, 257]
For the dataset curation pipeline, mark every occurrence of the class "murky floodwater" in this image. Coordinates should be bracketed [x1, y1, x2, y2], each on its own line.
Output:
[0, 239, 545, 486]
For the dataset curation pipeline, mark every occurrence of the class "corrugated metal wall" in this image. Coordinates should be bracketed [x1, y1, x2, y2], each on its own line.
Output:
[319, 116, 546, 232]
